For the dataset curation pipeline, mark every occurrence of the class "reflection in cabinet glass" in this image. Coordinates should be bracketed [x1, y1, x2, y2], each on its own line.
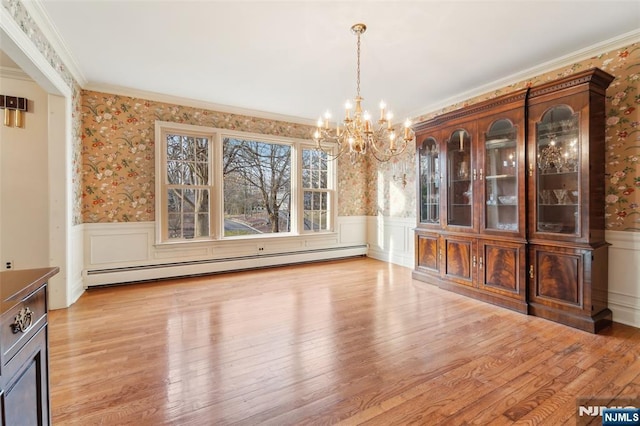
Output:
[419, 137, 440, 224]
[447, 129, 472, 227]
[535, 106, 580, 235]
[484, 119, 518, 232]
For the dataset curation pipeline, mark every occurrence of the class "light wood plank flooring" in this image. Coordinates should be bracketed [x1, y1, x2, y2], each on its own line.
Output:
[49, 257, 640, 425]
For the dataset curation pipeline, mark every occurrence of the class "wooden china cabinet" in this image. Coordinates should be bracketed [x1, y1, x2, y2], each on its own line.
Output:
[413, 88, 529, 313]
[526, 68, 614, 333]
[413, 68, 613, 332]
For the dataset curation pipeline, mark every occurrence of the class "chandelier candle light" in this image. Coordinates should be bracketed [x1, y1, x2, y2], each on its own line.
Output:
[313, 23, 415, 162]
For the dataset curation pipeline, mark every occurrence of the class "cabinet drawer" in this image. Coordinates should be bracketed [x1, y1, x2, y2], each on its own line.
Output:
[1, 285, 47, 367]
[1, 324, 49, 426]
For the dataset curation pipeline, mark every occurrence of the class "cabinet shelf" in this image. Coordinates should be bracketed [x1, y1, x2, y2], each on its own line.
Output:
[485, 174, 516, 180]
[485, 138, 516, 148]
[539, 170, 578, 177]
[537, 128, 578, 140]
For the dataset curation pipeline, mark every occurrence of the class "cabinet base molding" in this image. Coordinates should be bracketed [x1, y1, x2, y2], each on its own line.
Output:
[528, 303, 612, 334]
[413, 272, 612, 332]
[412, 273, 528, 314]
[439, 279, 529, 314]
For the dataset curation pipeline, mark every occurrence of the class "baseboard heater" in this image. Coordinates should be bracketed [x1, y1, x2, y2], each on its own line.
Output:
[85, 244, 368, 287]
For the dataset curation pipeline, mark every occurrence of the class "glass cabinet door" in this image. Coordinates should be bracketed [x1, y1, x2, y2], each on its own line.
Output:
[447, 129, 472, 227]
[484, 119, 518, 232]
[535, 105, 580, 235]
[418, 137, 440, 224]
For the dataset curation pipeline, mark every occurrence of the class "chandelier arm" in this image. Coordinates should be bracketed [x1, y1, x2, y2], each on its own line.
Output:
[370, 127, 410, 161]
[314, 132, 349, 161]
[367, 133, 387, 156]
[324, 147, 349, 161]
[315, 143, 343, 161]
[391, 140, 409, 158]
[367, 128, 393, 153]
[367, 131, 390, 161]
[368, 147, 390, 162]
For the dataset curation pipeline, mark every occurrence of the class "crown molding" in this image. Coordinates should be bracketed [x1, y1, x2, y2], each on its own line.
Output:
[407, 28, 640, 121]
[0, 65, 32, 81]
[22, 0, 87, 87]
[0, 5, 70, 96]
[85, 82, 317, 127]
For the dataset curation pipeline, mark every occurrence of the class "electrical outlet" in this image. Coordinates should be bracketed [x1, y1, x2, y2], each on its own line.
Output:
[5, 261, 13, 270]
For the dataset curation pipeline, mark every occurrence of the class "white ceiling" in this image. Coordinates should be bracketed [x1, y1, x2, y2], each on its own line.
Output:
[13, 1, 640, 123]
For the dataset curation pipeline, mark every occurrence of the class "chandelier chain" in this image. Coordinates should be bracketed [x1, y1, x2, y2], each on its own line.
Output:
[356, 32, 361, 98]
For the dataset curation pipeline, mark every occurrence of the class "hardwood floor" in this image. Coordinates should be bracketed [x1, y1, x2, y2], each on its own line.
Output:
[49, 257, 640, 425]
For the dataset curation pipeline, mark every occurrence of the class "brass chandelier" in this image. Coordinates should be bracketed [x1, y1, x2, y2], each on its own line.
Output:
[313, 23, 414, 162]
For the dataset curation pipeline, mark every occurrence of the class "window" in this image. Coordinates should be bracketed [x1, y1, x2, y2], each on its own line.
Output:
[302, 149, 330, 231]
[160, 128, 214, 241]
[155, 122, 334, 244]
[223, 137, 291, 237]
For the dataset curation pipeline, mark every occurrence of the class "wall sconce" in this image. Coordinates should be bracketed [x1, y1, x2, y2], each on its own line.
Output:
[1, 95, 28, 128]
[392, 161, 408, 189]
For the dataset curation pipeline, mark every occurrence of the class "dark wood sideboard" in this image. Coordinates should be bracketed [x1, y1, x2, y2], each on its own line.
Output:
[0, 267, 59, 426]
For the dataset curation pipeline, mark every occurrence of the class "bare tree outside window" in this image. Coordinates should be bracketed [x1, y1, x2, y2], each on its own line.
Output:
[166, 134, 210, 239]
[223, 138, 291, 236]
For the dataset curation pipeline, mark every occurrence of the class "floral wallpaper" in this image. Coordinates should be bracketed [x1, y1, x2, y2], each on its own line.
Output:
[79, 44, 637, 230]
[371, 42, 640, 232]
[337, 155, 368, 216]
[80, 91, 367, 222]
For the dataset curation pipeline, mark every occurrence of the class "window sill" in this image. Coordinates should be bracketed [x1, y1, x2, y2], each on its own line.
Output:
[154, 231, 339, 249]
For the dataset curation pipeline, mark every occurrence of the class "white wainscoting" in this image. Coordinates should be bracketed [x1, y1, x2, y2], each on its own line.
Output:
[81, 217, 639, 329]
[606, 230, 640, 328]
[83, 216, 368, 287]
[366, 216, 415, 268]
